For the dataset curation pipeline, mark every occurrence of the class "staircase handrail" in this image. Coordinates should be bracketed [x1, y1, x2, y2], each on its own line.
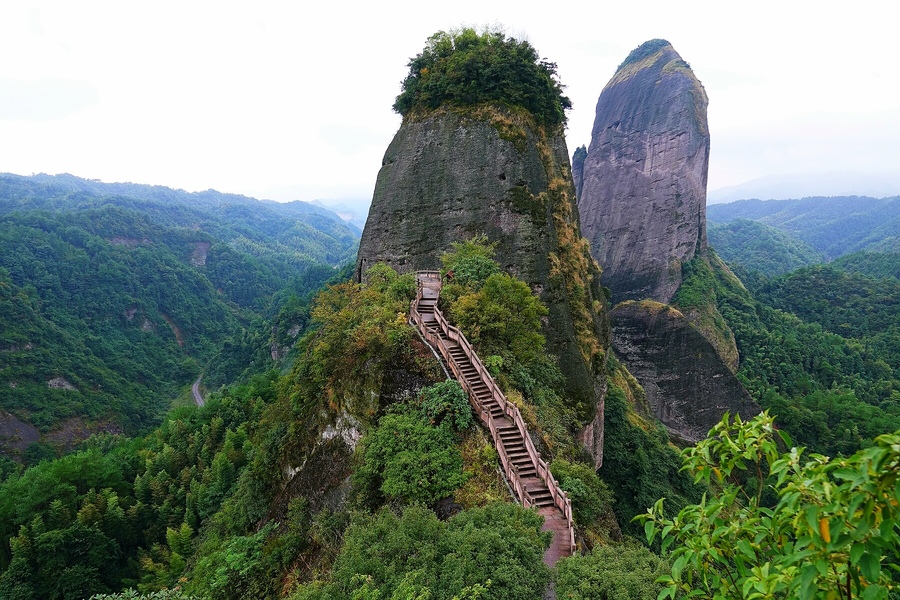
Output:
[411, 272, 575, 553]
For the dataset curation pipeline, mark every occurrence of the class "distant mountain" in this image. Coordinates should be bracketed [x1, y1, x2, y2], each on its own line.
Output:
[311, 198, 369, 231]
[707, 196, 900, 259]
[708, 172, 900, 205]
[708, 219, 824, 276]
[0, 173, 360, 458]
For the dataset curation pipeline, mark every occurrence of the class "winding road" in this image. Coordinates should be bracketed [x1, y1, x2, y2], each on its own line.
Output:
[191, 376, 204, 407]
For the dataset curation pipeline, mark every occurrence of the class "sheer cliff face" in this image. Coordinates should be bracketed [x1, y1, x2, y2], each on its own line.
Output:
[578, 40, 710, 304]
[578, 40, 757, 443]
[357, 108, 610, 465]
[611, 301, 758, 442]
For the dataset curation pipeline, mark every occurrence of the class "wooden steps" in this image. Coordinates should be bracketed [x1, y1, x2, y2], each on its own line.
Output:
[410, 270, 575, 566]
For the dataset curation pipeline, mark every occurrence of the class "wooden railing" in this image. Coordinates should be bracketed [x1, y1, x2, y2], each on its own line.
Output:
[410, 273, 575, 553]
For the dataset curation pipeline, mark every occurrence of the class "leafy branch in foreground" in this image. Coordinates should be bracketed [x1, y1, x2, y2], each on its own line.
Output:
[639, 412, 900, 600]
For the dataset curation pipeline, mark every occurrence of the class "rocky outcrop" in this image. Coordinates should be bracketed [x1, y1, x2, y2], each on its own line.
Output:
[356, 107, 610, 465]
[611, 301, 758, 442]
[578, 39, 709, 304]
[572, 145, 587, 201]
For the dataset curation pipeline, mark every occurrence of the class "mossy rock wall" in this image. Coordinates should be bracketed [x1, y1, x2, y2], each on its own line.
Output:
[356, 107, 610, 464]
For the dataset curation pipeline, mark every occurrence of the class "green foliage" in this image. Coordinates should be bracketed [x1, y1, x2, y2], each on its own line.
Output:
[440, 236, 580, 455]
[758, 265, 899, 346]
[549, 459, 614, 529]
[831, 251, 900, 280]
[706, 196, 900, 260]
[297, 503, 550, 600]
[419, 381, 473, 432]
[286, 264, 416, 418]
[708, 219, 824, 277]
[90, 589, 197, 599]
[641, 412, 900, 600]
[393, 27, 571, 128]
[763, 390, 900, 458]
[674, 252, 900, 456]
[0, 173, 355, 439]
[440, 236, 500, 290]
[354, 409, 468, 506]
[0, 372, 275, 596]
[598, 384, 701, 538]
[554, 543, 670, 600]
[188, 522, 276, 600]
[450, 273, 548, 365]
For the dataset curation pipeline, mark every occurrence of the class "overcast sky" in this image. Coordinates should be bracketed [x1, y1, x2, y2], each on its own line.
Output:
[1, 1, 898, 205]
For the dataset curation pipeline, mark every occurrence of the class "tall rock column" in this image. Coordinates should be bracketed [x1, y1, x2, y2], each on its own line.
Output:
[357, 107, 610, 464]
[357, 28, 612, 465]
[578, 39, 709, 304]
[577, 40, 758, 442]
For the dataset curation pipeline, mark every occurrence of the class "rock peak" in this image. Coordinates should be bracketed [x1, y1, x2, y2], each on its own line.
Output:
[578, 39, 709, 304]
[617, 39, 672, 67]
[358, 30, 613, 466]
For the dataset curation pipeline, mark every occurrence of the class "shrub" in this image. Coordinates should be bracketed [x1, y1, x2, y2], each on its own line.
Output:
[299, 503, 549, 600]
[420, 381, 473, 432]
[450, 273, 547, 365]
[554, 543, 670, 600]
[549, 459, 614, 529]
[354, 410, 468, 506]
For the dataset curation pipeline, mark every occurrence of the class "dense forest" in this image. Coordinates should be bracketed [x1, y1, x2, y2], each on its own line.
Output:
[0, 173, 359, 461]
[707, 219, 823, 276]
[3, 228, 899, 599]
[673, 250, 900, 458]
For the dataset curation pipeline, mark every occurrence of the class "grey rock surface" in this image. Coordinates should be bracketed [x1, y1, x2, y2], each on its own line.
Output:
[357, 108, 610, 465]
[579, 40, 709, 304]
[571, 145, 587, 201]
[611, 300, 758, 442]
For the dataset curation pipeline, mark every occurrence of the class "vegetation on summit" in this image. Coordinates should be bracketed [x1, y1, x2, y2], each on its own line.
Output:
[393, 27, 572, 129]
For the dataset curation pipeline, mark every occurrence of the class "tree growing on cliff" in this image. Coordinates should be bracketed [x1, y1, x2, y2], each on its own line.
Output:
[393, 27, 571, 129]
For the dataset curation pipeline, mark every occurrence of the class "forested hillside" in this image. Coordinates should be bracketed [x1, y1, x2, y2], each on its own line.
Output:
[675, 251, 900, 457]
[2, 27, 900, 600]
[0, 173, 359, 459]
[707, 195, 900, 259]
[831, 251, 900, 280]
[707, 218, 823, 276]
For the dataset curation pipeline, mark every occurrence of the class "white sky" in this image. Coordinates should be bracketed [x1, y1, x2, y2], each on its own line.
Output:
[1, 0, 898, 204]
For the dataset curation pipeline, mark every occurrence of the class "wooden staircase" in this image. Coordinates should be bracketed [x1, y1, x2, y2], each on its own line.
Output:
[411, 271, 575, 565]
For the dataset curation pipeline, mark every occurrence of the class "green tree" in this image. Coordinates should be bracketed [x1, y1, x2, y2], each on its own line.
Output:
[440, 236, 500, 291]
[419, 381, 473, 432]
[354, 410, 468, 506]
[640, 412, 900, 599]
[554, 543, 670, 600]
[393, 27, 571, 128]
[450, 272, 547, 365]
[549, 459, 614, 529]
[297, 503, 548, 600]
